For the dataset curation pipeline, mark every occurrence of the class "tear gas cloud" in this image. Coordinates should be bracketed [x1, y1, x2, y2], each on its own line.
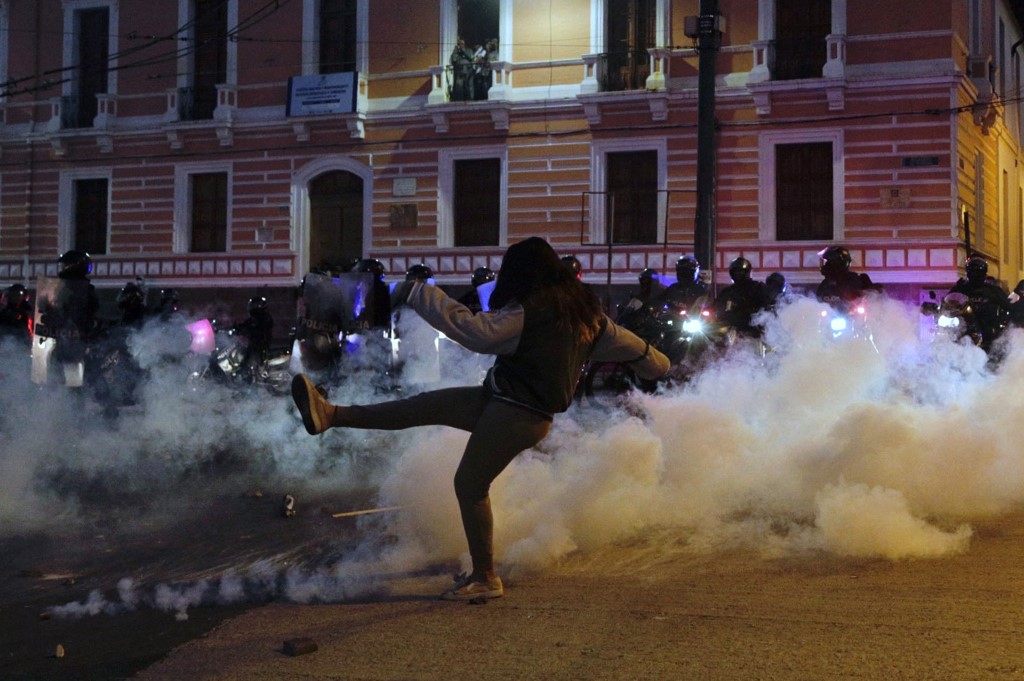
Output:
[7, 294, 1024, 616]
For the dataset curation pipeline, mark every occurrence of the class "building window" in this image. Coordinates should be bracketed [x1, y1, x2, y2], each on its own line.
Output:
[453, 158, 500, 247]
[775, 142, 833, 241]
[999, 18, 1007, 97]
[182, 0, 227, 121]
[457, 0, 499, 56]
[319, 0, 357, 74]
[64, 7, 109, 128]
[190, 172, 228, 252]
[605, 150, 658, 244]
[604, 0, 655, 91]
[439, 146, 506, 247]
[774, 0, 829, 80]
[73, 178, 108, 255]
[590, 139, 667, 245]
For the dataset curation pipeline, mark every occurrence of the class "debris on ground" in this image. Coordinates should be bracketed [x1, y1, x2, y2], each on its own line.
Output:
[282, 494, 296, 518]
[283, 637, 318, 656]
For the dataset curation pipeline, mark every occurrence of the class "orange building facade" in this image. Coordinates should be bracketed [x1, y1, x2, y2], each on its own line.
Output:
[0, 0, 1023, 304]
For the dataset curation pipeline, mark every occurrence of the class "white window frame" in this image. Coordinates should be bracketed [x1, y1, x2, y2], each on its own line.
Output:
[58, 167, 113, 254]
[61, 0, 119, 99]
[759, 128, 845, 242]
[291, 155, 374, 277]
[301, 0, 368, 76]
[177, 0, 237, 90]
[173, 162, 233, 253]
[438, 145, 508, 248]
[589, 137, 668, 245]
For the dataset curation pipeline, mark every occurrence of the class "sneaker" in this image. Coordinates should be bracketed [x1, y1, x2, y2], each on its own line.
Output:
[291, 374, 332, 435]
[440, 573, 504, 601]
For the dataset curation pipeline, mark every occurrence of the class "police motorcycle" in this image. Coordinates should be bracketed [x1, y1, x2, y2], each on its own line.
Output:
[85, 281, 151, 412]
[932, 293, 982, 346]
[190, 297, 292, 396]
[819, 298, 869, 340]
[921, 291, 997, 349]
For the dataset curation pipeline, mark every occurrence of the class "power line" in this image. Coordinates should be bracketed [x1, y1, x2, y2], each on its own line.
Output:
[0, 0, 289, 98]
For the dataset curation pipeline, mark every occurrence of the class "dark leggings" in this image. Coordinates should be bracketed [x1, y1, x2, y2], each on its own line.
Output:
[332, 386, 552, 576]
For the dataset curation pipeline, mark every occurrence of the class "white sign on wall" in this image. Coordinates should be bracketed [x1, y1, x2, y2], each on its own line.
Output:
[287, 72, 356, 116]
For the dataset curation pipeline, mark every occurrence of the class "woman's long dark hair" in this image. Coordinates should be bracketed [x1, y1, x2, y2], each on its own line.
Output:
[490, 237, 604, 344]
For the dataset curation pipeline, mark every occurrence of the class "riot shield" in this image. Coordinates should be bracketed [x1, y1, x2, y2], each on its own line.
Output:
[31, 276, 90, 386]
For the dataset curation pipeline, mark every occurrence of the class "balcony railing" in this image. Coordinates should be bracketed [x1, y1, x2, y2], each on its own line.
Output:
[596, 50, 651, 92]
[177, 85, 218, 121]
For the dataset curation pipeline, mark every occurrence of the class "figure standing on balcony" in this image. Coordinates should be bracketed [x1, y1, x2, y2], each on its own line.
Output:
[473, 40, 493, 101]
[450, 38, 475, 102]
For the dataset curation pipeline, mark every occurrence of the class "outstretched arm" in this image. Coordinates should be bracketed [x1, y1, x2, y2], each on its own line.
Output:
[403, 282, 522, 355]
[591, 315, 670, 380]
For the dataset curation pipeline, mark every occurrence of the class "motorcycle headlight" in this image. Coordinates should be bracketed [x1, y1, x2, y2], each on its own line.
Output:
[682, 318, 704, 334]
[937, 315, 960, 328]
[830, 316, 848, 333]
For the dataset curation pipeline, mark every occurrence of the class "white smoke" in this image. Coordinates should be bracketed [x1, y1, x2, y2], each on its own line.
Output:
[367, 294, 1012, 573]
[26, 291, 1024, 618]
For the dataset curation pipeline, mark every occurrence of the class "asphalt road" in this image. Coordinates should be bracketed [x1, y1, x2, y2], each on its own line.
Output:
[0, 488, 371, 680]
[6, 456, 1024, 680]
[130, 509, 1024, 681]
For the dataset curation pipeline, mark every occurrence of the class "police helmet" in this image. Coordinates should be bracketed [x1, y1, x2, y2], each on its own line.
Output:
[965, 256, 988, 284]
[247, 296, 269, 315]
[561, 255, 583, 280]
[818, 245, 852, 277]
[639, 268, 658, 283]
[471, 266, 496, 288]
[116, 282, 145, 311]
[58, 249, 93, 280]
[356, 258, 386, 280]
[728, 257, 752, 283]
[675, 256, 700, 283]
[406, 263, 434, 282]
[766, 272, 788, 297]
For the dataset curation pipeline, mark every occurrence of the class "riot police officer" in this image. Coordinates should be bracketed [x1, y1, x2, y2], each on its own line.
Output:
[815, 245, 879, 312]
[355, 258, 392, 331]
[157, 288, 180, 321]
[233, 296, 275, 376]
[561, 255, 583, 281]
[948, 256, 1011, 352]
[656, 255, 709, 310]
[116, 280, 148, 329]
[458, 266, 496, 314]
[711, 257, 772, 338]
[0, 283, 32, 344]
[37, 250, 99, 388]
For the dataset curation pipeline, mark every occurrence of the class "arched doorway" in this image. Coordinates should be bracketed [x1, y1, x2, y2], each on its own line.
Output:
[308, 170, 364, 271]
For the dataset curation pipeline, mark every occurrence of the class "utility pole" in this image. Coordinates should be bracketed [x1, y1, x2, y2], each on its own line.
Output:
[693, 0, 723, 287]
